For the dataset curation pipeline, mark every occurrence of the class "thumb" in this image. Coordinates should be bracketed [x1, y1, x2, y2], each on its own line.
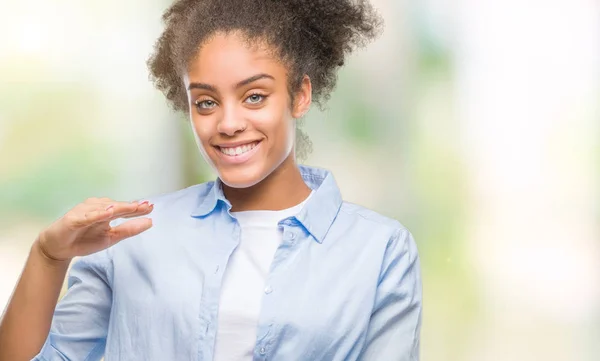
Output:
[108, 218, 153, 246]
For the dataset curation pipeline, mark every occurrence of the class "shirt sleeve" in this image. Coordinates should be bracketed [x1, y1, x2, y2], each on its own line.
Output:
[358, 228, 423, 361]
[31, 250, 113, 361]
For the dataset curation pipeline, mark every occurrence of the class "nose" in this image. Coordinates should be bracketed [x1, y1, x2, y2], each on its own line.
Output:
[217, 105, 247, 136]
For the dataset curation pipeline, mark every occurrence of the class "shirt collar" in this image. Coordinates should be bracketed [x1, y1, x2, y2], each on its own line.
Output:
[190, 177, 229, 217]
[190, 165, 343, 243]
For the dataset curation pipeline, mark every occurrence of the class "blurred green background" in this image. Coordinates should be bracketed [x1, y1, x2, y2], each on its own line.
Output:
[1, 0, 598, 360]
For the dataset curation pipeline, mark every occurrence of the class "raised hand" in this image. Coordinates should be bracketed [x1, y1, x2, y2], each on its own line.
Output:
[37, 198, 154, 262]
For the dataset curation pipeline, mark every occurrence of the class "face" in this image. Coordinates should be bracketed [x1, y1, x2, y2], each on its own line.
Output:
[183, 32, 311, 188]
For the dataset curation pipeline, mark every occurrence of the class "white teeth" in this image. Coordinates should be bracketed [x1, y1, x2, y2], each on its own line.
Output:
[219, 142, 257, 156]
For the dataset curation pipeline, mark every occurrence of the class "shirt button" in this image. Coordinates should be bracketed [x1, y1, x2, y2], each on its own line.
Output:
[259, 347, 266, 355]
[264, 285, 273, 294]
[285, 231, 296, 241]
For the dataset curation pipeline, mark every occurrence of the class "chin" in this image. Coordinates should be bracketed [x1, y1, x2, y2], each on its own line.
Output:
[217, 166, 269, 189]
[206, 144, 293, 189]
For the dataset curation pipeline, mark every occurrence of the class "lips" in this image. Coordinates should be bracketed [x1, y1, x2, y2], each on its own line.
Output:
[212, 139, 263, 165]
[217, 141, 260, 156]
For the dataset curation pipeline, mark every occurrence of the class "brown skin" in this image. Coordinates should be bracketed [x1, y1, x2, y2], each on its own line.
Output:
[0, 32, 312, 361]
[186, 32, 312, 211]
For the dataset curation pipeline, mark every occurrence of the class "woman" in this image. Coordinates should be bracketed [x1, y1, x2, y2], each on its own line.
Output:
[0, 0, 422, 360]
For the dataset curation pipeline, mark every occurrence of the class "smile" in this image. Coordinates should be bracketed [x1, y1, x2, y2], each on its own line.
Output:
[217, 141, 260, 157]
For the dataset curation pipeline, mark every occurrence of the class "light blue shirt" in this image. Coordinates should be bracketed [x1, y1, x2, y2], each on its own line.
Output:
[34, 165, 422, 361]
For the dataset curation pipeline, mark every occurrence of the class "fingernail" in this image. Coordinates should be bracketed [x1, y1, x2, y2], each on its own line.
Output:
[105, 205, 114, 211]
[138, 200, 150, 206]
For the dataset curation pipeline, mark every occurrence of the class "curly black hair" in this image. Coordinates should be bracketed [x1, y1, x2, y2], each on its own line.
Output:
[147, 0, 383, 156]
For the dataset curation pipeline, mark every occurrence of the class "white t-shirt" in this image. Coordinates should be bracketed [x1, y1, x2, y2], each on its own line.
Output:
[212, 193, 313, 361]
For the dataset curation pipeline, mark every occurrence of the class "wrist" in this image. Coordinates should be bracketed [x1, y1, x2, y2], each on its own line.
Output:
[34, 235, 72, 266]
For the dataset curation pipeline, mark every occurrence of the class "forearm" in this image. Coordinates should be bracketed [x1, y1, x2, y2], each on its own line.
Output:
[0, 239, 71, 361]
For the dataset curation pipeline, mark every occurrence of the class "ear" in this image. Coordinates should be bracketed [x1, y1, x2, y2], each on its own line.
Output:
[291, 75, 312, 118]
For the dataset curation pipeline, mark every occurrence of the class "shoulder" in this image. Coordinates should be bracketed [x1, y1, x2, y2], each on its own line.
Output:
[339, 201, 408, 236]
[336, 203, 421, 299]
[337, 201, 418, 261]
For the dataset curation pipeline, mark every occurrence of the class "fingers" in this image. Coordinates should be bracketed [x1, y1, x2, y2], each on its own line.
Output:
[75, 208, 114, 227]
[108, 217, 153, 245]
[105, 201, 142, 216]
[70, 200, 154, 229]
[69, 207, 115, 228]
[118, 203, 154, 219]
[109, 202, 154, 226]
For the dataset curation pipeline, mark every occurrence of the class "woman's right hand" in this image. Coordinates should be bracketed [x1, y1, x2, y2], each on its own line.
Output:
[36, 198, 154, 262]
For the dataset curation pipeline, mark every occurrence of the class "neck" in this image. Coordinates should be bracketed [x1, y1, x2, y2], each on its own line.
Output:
[223, 153, 311, 212]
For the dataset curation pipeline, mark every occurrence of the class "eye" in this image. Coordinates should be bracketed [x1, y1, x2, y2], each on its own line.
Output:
[245, 93, 266, 105]
[194, 99, 217, 111]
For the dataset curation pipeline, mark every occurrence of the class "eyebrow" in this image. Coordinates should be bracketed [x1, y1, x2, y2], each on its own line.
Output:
[187, 73, 275, 92]
[236, 73, 274, 88]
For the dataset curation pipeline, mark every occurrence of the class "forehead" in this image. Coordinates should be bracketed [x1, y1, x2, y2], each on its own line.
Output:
[186, 32, 286, 84]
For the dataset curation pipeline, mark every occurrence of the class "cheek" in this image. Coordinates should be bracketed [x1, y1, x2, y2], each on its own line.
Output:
[250, 102, 294, 140]
[191, 118, 213, 144]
